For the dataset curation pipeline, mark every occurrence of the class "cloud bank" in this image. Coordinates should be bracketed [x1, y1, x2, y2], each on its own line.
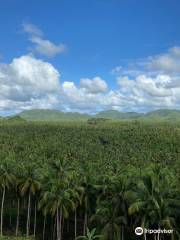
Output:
[0, 40, 180, 114]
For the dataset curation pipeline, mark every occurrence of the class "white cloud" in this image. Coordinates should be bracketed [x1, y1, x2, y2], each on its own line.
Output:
[111, 65, 122, 74]
[60, 72, 180, 113]
[148, 46, 180, 73]
[116, 74, 180, 111]
[30, 36, 66, 58]
[169, 46, 180, 57]
[112, 46, 180, 76]
[0, 55, 61, 111]
[149, 55, 180, 72]
[23, 23, 66, 58]
[0, 56, 109, 114]
[1, 45, 180, 115]
[80, 76, 108, 93]
[23, 23, 43, 37]
[106, 46, 180, 112]
[1, 54, 180, 114]
[62, 81, 104, 112]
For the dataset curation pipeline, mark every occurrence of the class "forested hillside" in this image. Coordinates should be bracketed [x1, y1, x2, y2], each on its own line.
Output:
[2, 108, 179, 122]
[18, 109, 89, 121]
[0, 121, 179, 239]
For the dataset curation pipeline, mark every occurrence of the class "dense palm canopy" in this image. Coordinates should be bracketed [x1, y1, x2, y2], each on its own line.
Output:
[0, 120, 179, 239]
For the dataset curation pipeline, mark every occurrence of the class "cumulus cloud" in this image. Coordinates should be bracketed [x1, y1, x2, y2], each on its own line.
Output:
[30, 36, 66, 58]
[107, 46, 180, 111]
[148, 46, 180, 73]
[112, 46, 180, 76]
[1, 54, 180, 114]
[80, 76, 108, 93]
[23, 23, 66, 58]
[113, 73, 180, 111]
[62, 81, 105, 112]
[0, 55, 109, 114]
[1, 45, 180, 115]
[0, 55, 61, 111]
[61, 73, 179, 113]
[118, 75, 172, 97]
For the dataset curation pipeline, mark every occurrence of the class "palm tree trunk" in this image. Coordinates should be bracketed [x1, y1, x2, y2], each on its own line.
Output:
[121, 226, 124, 240]
[110, 225, 114, 240]
[24, 198, 26, 209]
[26, 192, 31, 237]
[43, 214, 46, 240]
[59, 208, 62, 240]
[16, 198, 20, 236]
[0, 187, 5, 237]
[33, 202, 37, 237]
[9, 211, 12, 227]
[74, 208, 77, 238]
[83, 208, 87, 235]
[53, 217, 56, 240]
[56, 209, 60, 240]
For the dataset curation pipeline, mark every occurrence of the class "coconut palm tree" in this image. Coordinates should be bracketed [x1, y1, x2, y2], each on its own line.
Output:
[97, 174, 133, 240]
[39, 177, 75, 240]
[128, 168, 180, 240]
[50, 157, 73, 180]
[18, 165, 41, 237]
[15, 176, 21, 236]
[92, 199, 124, 240]
[80, 165, 97, 236]
[69, 171, 84, 239]
[0, 160, 15, 236]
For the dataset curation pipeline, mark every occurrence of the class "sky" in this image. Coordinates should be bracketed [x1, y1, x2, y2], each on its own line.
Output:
[0, 0, 180, 115]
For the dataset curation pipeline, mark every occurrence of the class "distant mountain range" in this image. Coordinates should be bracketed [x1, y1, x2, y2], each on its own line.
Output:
[1, 109, 180, 122]
[18, 109, 89, 121]
[95, 110, 143, 119]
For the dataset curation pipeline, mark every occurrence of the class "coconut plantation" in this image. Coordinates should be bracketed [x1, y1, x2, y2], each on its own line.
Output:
[1, 0, 180, 239]
[0, 118, 180, 239]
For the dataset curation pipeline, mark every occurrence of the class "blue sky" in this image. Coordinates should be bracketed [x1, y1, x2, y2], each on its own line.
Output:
[0, 0, 180, 114]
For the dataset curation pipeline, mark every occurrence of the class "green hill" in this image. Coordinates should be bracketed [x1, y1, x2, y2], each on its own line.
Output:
[18, 109, 90, 121]
[95, 110, 143, 119]
[142, 109, 180, 121]
[18, 109, 144, 121]
[7, 115, 26, 121]
[4, 108, 180, 122]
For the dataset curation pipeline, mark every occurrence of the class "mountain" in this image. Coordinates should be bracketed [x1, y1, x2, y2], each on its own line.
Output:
[7, 115, 26, 121]
[95, 110, 143, 119]
[18, 109, 144, 121]
[4, 108, 179, 122]
[142, 109, 180, 121]
[18, 109, 90, 121]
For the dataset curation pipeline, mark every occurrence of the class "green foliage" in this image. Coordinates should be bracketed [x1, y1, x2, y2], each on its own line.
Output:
[6, 116, 26, 122]
[0, 121, 179, 239]
[87, 118, 109, 124]
[18, 109, 89, 121]
[95, 110, 143, 119]
[142, 109, 180, 121]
